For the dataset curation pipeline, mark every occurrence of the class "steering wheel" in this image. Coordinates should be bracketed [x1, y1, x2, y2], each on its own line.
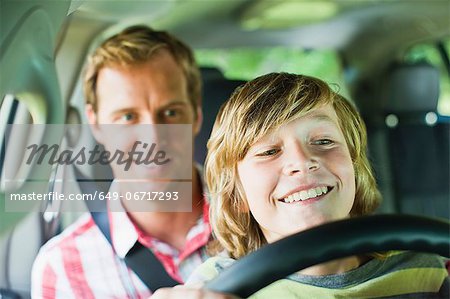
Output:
[205, 214, 450, 298]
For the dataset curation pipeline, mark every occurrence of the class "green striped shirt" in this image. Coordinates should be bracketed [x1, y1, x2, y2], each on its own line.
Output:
[187, 251, 449, 298]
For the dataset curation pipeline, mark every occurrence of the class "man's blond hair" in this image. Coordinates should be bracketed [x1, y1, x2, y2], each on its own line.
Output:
[205, 72, 381, 259]
[83, 25, 201, 114]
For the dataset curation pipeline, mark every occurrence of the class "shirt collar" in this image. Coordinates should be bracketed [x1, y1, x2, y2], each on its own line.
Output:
[108, 181, 138, 258]
[108, 164, 211, 259]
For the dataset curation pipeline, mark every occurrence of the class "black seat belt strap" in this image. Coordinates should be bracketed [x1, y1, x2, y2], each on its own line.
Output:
[74, 167, 179, 292]
[126, 242, 179, 290]
[90, 211, 179, 292]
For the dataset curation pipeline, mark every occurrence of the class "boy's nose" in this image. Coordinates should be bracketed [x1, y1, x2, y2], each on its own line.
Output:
[283, 144, 319, 176]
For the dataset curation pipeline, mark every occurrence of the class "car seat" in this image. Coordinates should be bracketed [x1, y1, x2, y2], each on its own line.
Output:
[380, 61, 449, 219]
[195, 67, 246, 164]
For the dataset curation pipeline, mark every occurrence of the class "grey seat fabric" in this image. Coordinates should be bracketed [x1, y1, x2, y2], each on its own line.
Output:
[195, 67, 246, 164]
[0, 212, 42, 299]
[387, 121, 449, 218]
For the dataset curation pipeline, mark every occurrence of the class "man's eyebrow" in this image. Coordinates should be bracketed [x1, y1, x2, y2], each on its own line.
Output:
[109, 101, 189, 114]
[157, 101, 191, 111]
[109, 107, 134, 116]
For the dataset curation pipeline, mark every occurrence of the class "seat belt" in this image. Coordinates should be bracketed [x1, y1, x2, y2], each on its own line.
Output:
[73, 167, 179, 292]
[126, 241, 179, 290]
[90, 212, 179, 291]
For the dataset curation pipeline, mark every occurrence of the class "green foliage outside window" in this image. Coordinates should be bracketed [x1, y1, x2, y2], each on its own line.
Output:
[195, 48, 349, 99]
[196, 43, 450, 116]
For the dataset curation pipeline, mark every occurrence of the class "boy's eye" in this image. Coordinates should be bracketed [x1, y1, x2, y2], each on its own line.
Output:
[257, 148, 280, 156]
[312, 139, 334, 146]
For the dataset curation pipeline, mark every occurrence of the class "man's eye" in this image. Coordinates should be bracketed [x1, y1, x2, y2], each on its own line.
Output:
[121, 113, 136, 121]
[257, 149, 280, 156]
[163, 109, 178, 117]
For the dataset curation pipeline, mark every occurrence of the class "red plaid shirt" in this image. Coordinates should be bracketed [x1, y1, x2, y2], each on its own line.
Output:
[31, 193, 211, 299]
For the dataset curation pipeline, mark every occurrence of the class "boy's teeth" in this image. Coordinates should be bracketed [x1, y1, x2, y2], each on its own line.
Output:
[283, 186, 329, 203]
[299, 190, 308, 200]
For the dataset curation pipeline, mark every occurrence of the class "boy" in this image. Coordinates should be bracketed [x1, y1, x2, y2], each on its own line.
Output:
[154, 72, 449, 298]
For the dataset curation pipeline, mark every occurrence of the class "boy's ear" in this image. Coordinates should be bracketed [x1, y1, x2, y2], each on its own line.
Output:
[193, 105, 203, 136]
[85, 104, 104, 144]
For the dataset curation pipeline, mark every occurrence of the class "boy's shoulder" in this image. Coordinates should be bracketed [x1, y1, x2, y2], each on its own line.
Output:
[383, 250, 447, 270]
[186, 254, 235, 285]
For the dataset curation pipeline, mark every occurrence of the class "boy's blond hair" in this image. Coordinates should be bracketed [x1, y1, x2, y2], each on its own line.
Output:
[205, 73, 381, 259]
[83, 25, 201, 114]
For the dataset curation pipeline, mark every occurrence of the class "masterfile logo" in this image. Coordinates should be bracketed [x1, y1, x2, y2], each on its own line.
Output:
[3, 124, 193, 212]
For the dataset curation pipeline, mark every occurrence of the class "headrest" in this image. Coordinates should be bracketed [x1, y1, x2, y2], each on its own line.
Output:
[383, 61, 439, 113]
[195, 67, 246, 164]
[201, 67, 228, 81]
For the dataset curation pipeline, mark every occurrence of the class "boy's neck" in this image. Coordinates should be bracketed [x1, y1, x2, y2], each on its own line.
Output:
[298, 255, 371, 276]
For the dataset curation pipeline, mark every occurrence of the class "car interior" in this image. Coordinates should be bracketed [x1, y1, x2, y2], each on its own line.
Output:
[1, 0, 449, 298]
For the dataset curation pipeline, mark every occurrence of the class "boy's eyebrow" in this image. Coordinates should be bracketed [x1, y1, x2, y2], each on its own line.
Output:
[308, 113, 338, 125]
[248, 113, 340, 152]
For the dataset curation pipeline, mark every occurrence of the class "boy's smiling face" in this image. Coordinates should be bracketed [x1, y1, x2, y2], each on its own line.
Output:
[237, 104, 355, 243]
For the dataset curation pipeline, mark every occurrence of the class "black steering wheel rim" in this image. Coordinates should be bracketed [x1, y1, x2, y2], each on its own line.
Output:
[205, 214, 450, 298]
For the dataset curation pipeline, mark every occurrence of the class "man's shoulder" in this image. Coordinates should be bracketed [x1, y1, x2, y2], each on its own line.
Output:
[37, 213, 99, 255]
[32, 212, 106, 283]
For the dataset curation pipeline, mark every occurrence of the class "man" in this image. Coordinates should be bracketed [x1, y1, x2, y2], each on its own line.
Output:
[31, 25, 211, 298]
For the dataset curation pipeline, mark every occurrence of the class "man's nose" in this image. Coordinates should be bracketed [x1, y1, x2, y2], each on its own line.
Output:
[142, 124, 164, 146]
[282, 143, 319, 176]
[138, 114, 165, 143]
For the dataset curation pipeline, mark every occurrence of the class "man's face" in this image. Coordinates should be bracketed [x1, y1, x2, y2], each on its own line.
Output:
[87, 49, 200, 182]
